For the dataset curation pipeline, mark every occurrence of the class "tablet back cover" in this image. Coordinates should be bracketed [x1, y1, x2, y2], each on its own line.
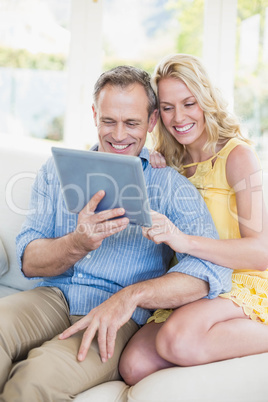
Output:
[52, 147, 152, 227]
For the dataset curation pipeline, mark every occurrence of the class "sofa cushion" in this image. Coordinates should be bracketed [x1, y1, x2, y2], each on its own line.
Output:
[0, 239, 8, 277]
[74, 381, 129, 402]
[127, 353, 268, 402]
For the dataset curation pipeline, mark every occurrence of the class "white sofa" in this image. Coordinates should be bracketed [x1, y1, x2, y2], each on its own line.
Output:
[1, 141, 268, 402]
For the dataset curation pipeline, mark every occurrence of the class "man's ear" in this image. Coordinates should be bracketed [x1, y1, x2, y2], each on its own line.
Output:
[148, 109, 159, 133]
[92, 104, 98, 126]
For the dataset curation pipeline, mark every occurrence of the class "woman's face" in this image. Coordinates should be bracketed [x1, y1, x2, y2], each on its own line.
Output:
[158, 77, 207, 148]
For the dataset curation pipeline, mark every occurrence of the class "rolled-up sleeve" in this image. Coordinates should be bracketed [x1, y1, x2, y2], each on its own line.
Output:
[168, 254, 232, 298]
[16, 158, 57, 272]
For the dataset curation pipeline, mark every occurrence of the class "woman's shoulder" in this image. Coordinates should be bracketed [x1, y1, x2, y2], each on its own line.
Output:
[225, 138, 259, 165]
[225, 139, 261, 188]
[218, 137, 251, 156]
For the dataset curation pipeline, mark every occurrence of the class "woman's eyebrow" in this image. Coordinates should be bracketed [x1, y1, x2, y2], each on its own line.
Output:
[160, 96, 196, 104]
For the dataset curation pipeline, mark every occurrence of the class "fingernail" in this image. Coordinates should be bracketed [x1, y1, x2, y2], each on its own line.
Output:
[102, 357, 107, 363]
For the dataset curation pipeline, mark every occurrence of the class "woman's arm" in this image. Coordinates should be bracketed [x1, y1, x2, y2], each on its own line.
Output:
[144, 145, 268, 271]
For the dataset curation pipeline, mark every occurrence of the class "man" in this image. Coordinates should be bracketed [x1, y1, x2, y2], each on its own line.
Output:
[0, 66, 231, 401]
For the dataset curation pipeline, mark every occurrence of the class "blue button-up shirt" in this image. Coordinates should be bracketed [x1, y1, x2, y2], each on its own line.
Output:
[16, 147, 232, 325]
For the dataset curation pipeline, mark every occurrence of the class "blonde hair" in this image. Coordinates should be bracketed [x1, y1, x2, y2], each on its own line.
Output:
[151, 53, 250, 172]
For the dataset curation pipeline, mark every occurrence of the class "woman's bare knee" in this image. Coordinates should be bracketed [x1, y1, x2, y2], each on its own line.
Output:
[119, 322, 171, 385]
[119, 346, 148, 385]
[155, 321, 206, 367]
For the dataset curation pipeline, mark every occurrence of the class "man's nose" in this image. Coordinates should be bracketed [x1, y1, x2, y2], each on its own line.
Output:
[112, 124, 128, 142]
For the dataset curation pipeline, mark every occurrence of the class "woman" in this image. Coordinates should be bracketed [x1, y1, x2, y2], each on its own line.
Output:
[119, 53, 268, 385]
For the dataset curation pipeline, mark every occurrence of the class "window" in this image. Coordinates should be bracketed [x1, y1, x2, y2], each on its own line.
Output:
[234, 1, 268, 165]
[0, 0, 206, 148]
[102, 0, 204, 73]
[0, 0, 71, 141]
[101, 0, 204, 149]
[1, 0, 267, 168]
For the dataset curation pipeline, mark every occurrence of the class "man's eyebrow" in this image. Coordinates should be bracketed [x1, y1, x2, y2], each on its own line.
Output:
[124, 118, 142, 123]
[100, 116, 115, 121]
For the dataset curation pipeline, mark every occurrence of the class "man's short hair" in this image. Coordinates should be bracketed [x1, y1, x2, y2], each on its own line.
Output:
[93, 66, 158, 117]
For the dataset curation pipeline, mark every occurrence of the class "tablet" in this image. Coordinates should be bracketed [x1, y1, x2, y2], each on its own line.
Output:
[51, 147, 152, 227]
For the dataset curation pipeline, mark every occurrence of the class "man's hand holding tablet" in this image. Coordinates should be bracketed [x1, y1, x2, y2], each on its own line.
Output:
[71, 190, 129, 253]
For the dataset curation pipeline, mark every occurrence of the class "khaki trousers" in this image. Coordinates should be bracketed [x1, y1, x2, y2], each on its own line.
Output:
[0, 287, 138, 401]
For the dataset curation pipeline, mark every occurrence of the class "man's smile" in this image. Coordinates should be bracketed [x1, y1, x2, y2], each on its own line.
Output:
[110, 143, 130, 150]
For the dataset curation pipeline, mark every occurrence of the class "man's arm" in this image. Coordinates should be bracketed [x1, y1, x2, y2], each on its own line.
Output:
[22, 191, 129, 277]
[60, 197, 232, 362]
[59, 271, 208, 363]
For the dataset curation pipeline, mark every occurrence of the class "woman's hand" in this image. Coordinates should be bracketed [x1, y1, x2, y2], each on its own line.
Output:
[143, 210, 188, 253]
[149, 150, 167, 168]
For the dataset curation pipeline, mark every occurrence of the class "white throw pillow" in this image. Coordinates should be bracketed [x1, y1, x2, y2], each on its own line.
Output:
[0, 239, 8, 277]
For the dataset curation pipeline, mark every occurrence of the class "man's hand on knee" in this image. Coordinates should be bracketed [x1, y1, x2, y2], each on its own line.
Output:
[59, 289, 137, 363]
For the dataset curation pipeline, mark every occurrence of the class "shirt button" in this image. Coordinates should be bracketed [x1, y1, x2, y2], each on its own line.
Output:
[78, 273, 83, 278]
[86, 253, 91, 259]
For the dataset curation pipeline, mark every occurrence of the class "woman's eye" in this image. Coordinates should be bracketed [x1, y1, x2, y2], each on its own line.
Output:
[185, 103, 195, 107]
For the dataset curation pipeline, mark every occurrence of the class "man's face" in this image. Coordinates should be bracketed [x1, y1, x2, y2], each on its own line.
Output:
[92, 83, 158, 156]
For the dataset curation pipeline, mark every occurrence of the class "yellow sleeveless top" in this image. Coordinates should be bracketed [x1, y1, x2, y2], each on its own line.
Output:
[183, 137, 268, 279]
[148, 138, 268, 324]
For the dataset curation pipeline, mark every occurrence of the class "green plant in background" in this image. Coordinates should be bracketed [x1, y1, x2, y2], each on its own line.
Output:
[167, 0, 204, 57]
[0, 47, 66, 70]
[102, 0, 204, 73]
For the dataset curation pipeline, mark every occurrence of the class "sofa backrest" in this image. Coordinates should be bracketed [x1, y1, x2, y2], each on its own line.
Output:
[0, 143, 50, 291]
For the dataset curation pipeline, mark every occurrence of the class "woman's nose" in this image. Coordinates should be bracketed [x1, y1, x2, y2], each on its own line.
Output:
[174, 107, 185, 123]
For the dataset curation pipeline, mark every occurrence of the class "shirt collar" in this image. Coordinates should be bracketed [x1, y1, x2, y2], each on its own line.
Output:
[90, 144, 150, 171]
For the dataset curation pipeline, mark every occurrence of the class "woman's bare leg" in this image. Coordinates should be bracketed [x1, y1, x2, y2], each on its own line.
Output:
[156, 297, 268, 366]
[119, 321, 174, 385]
[120, 297, 268, 385]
